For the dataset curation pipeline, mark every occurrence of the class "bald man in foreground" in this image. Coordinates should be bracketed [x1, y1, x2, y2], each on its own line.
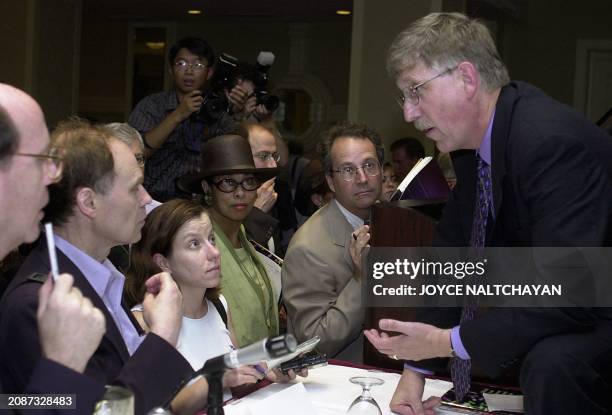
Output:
[0, 83, 106, 413]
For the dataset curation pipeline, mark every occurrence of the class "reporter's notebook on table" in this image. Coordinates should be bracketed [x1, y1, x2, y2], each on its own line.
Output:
[438, 384, 524, 414]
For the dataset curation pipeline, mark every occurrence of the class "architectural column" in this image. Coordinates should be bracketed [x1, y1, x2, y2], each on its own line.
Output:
[348, 0, 463, 151]
[0, 0, 81, 127]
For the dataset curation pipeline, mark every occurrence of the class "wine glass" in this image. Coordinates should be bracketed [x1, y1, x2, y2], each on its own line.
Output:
[93, 385, 134, 415]
[346, 376, 385, 414]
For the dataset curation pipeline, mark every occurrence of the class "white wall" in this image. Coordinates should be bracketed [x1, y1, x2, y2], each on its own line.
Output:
[348, 0, 443, 155]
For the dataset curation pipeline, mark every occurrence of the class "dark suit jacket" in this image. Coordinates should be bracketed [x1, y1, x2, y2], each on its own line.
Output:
[0, 357, 104, 415]
[415, 81, 612, 377]
[245, 179, 297, 258]
[26, 358, 106, 414]
[0, 240, 194, 415]
[245, 207, 280, 251]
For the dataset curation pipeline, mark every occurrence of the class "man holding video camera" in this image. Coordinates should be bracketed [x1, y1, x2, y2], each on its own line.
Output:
[129, 37, 274, 202]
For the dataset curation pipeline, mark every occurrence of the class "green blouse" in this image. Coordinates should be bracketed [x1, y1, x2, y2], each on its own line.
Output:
[213, 223, 279, 347]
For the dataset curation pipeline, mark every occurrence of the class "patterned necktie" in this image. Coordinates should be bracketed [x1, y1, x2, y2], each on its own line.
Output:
[451, 154, 492, 402]
[469, 155, 492, 250]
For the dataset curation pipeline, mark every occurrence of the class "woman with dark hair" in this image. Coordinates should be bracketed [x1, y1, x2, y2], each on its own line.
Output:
[178, 134, 280, 347]
[381, 162, 399, 201]
[294, 159, 334, 218]
[125, 199, 264, 389]
[125, 198, 304, 412]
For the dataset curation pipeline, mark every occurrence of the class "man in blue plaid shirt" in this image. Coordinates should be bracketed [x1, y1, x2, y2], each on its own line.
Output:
[129, 37, 254, 201]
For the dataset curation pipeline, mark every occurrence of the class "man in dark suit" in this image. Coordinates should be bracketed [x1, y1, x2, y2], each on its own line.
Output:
[0, 84, 106, 414]
[0, 118, 194, 414]
[365, 13, 612, 415]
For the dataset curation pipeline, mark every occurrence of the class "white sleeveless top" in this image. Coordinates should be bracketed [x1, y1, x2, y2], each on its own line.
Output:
[133, 295, 233, 370]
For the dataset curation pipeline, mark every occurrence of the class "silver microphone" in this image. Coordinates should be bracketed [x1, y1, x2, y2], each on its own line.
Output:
[157, 334, 298, 411]
[204, 334, 297, 372]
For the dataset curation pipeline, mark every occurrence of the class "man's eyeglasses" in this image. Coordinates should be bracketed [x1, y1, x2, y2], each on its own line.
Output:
[396, 66, 457, 107]
[253, 152, 280, 163]
[14, 147, 63, 181]
[331, 160, 381, 182]
[212, 177, 260, 193]
[174, 60, 208, 72]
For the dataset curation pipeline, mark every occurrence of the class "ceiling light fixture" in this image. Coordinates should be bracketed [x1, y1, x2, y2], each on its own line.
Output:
[187, 9, 202, 15]
[336, 10, 351, 16]
[145, 42, 165, 50]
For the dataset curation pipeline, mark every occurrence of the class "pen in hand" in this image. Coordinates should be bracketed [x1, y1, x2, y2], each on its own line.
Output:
[44, 222, 60, 281]
[254, 364, 267, 377]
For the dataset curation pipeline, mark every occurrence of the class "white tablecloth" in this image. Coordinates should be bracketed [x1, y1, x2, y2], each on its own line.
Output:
[224, 364, 453, 415]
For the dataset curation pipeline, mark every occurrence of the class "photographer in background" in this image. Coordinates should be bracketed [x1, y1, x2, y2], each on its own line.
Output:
[129, 37, 254, 202]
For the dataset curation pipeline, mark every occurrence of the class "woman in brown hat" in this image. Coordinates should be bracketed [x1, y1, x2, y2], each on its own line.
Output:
[179, 134, 279, 347]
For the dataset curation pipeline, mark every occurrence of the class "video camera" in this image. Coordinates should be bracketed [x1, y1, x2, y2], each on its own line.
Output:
[197, 51, 279, 123]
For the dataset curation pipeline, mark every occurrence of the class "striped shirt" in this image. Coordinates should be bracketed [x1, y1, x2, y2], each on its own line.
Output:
[128, 90, 236, 201]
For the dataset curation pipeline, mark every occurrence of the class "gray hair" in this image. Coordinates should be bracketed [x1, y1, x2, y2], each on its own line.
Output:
[103, 122, 144, 150]
[387, 12, 509, 91]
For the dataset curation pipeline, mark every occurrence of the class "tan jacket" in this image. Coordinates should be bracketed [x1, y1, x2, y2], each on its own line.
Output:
[281, 200, 364, 362]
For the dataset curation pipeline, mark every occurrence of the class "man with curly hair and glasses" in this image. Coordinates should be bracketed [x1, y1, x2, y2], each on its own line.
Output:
[282, 121, 384, 362]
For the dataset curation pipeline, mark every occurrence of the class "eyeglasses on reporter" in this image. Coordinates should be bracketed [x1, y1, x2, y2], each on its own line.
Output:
[14, 147, 64, 181]
[211, 176, 260, 193]
[253, 151, 280, 163]
[173, 60, 208, 72]
[331, 160, 381, 182]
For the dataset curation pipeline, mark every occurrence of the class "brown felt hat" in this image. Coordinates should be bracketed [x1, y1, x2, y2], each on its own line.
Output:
[177, 134, 279, 194]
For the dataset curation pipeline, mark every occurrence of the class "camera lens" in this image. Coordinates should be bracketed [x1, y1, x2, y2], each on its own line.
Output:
[258, 94, 279, 112]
